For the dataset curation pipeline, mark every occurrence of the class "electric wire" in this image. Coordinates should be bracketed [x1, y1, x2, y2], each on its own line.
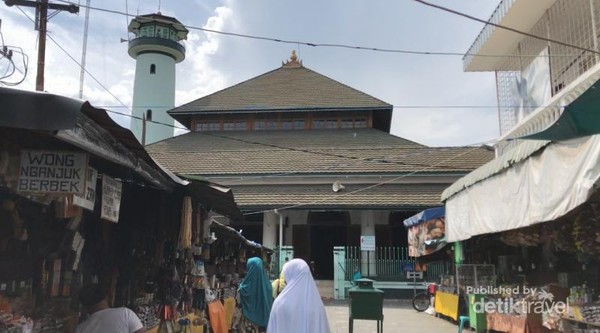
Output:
[7, 3, 502, 217]
[202, 131, 493, 171]
[241, 142, 491, 216]
[412, 0, 600, 56]
[0, 21, 29, 86]
[16, 6, 132, 114]
[52, 0, 592, 59]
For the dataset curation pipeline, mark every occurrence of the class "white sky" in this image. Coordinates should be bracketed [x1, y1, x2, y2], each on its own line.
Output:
[1, 0, 501, 147]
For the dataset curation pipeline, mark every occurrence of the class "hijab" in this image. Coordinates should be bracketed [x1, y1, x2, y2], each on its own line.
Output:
[271, 263, 287, 299]
[267, 259, 330, 333]
[238, 257, 273, 327]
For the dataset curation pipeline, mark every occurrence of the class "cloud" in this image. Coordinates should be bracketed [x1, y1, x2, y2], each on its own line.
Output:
[176, 6, 232, 106]
[173, 5, 234, 135]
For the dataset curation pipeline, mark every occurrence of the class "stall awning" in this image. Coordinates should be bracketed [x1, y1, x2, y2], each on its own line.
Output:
[444, 135, 600, 242]
[0, 87, 83, 131]
[403, 206, 444, 227]
[0, 87, 179, 190]
[521, 78, 600, 141]
[210, 220, 272, 252]
[184, 176, 243, 221]
[0, 87, 244, 220]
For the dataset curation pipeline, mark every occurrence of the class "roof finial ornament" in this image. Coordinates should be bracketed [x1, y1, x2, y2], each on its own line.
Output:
[282, 50, 303, 68]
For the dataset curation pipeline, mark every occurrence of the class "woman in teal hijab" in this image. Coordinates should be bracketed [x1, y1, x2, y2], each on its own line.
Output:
[235, 257, 273, 332]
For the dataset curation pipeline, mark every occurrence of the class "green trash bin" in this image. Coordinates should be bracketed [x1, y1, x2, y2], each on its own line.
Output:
[348, 278, 384, 333]
[468, 294, 486, 333]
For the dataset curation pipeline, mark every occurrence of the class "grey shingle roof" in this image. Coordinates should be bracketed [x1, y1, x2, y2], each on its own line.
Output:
[230, 183, 449, 209]
[147, 128, 494, 175]
[168, 65, 391, 115]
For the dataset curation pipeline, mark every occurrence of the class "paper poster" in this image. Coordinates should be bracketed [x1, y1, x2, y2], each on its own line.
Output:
[101, 175, 122, 223]
[73, 167, 98, 210]
[407, 217, 447, 257]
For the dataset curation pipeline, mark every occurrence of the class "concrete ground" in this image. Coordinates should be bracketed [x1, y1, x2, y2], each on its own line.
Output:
[324, 299, 459, 333]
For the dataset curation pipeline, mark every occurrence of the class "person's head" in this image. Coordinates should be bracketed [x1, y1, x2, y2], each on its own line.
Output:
[283, 258, 312, 284]
[247, 257, 264, 271]
[79, 284, 109, 313]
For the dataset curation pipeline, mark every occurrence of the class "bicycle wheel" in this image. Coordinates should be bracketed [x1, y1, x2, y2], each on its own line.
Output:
[412, 292, 430, 312]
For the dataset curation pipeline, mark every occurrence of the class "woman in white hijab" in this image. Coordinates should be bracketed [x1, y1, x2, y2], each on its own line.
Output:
[267, 258, 330, 333]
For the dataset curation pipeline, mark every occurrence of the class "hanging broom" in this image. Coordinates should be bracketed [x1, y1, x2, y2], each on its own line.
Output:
[179, 196, 193, 250]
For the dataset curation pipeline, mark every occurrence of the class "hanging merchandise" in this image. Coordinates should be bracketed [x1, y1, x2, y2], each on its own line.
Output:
[572, 208, 600, 256]
[191, 260, 205, 277]
[178, 197, 192, 250]
[499, 223, 550, 247]
[192, 243, 202, 256]
[206, 289, 228, 333]
[239, 248, 246, 264]
[192, 288, 206, 310]
[552, 218, 577, 253]
[201, 243, 210, 261]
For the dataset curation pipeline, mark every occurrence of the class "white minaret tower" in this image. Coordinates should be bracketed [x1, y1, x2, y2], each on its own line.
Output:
[127, 13, 188, 145]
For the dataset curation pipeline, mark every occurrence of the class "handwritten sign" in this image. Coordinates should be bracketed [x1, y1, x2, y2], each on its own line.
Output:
[101, 175, 122, 223]
[360, 235, 375, 251]
[18, 151, 87, 194]
[73, 167, 98, 211]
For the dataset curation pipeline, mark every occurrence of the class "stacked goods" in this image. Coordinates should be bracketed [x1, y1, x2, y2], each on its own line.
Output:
[581, 305, 600, 325]
[572, 207, 600, 256]
[500, 224, 545, 247]
[553, 218, 578, 253]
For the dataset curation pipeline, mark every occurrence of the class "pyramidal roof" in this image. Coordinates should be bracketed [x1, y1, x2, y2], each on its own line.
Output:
[168, 51, 392, 116]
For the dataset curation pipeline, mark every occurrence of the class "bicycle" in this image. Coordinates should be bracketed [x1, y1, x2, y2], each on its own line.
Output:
[412, 283, 436, 312]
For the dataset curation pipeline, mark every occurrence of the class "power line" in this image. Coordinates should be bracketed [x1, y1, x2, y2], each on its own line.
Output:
[413, 0, 600, 56]
[241, 142, 490, 216]
[52, 0, 591, 59]
[93, 104, 563, 110]
[202, 131, 494, 172]
[17, 6, 132, 114]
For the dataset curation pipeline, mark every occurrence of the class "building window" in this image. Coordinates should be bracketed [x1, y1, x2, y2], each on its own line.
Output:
[312, 119, 326, 129]
[150, 64, 156, 74]
[312, 119, 337, 129]
[354, 118, 367, 128]
[223, 121, 235, 131]
[282, 119, 305, 129]
[196, 122, 220, 131]
[223, 120, 247, 131]
[235, 120, 247, 130]
[140, 26, 155, 37]
[254, 120, 277, 130]
[156, 26, 168, 39]
[146, 109, 152, 121]
[341, 119, 354, 128]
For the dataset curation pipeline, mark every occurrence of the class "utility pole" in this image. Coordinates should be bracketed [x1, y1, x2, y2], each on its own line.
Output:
[3, 0, 79, 91]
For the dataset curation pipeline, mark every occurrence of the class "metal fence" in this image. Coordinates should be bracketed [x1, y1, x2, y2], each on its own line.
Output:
[343, 246, 452, 282]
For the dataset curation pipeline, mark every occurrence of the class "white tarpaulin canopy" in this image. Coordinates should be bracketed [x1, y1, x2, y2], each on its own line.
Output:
[445, 135, 600, 242]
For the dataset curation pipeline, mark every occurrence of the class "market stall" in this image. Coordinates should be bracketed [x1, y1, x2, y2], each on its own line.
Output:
[0, 88, 245, 333]
[450, 192, 600, 333]
[130, 216, 272, 333]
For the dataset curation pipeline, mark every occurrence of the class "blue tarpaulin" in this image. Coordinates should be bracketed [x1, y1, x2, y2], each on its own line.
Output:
[403, 207, 445, 228]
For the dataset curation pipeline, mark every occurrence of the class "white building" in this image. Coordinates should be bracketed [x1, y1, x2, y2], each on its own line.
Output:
[443, 0, 600, 243]
[128, 13, 188, 145]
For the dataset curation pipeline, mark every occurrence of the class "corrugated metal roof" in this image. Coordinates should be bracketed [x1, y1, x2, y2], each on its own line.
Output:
[441, 139, 550, 201]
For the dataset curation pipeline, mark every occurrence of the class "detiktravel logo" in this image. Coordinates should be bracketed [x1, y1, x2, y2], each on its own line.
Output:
[467, 286, 568, 315]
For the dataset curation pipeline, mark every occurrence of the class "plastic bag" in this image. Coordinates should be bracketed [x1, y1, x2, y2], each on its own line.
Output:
[208, 300, 228, 333]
